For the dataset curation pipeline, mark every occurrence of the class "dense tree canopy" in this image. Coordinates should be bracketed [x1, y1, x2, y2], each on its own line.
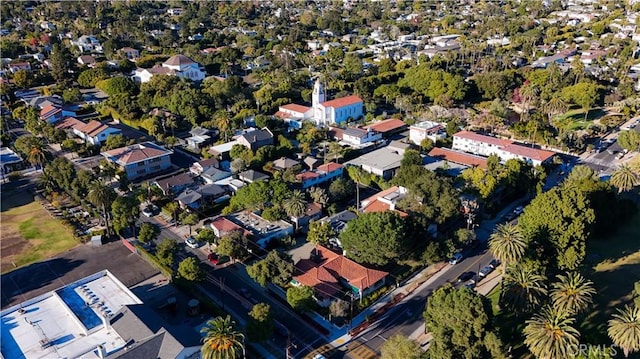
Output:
[339, 211, 407, 266]
[247, 250, 294, 287]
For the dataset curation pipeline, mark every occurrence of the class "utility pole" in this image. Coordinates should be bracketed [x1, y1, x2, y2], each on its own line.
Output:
[286, 330, 296, 359]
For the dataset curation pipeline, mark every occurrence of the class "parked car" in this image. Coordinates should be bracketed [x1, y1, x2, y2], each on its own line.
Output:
[513, 206, 524, 215]
[449, 252, 463, 265]
[464, 279, 476, 289]
[142, 206, 154, 217]
[489, 259, 501, 269]
[185, 237, 201, 249]
[207, 253, 219, 265]
[457, 271, 476, 282]
[479, 265, 494, 278]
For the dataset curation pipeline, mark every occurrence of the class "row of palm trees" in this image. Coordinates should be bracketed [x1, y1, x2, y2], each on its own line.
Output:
[489, 223, 640, 358]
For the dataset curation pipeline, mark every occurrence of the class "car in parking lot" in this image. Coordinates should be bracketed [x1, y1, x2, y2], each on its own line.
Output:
[457, 271, 476, 282]
[478, 265, 494, 278]
[185, 237, 201, 249]
[449, 253, 463, 265]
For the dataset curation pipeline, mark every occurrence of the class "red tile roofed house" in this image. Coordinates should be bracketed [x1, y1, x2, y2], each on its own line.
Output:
[452, 130, 555, 166]
[292, 246, 389, 304]
[360, 186, 409, 217]
[8, 62, 32, 73]
[296, 162, 344, 189]
[209, 216, 251, 238]
[39, 104, 63, 123]
[72, 120, 122, 145]
[318, 95, 364, 125]
[428, 147, 488, 169]
[55, 117, 84, 130]
[364, 119, 407, 136]
[101, 142, 172, 180]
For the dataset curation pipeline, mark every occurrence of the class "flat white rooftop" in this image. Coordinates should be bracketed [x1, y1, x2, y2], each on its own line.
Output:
[1, 270, 142, 359]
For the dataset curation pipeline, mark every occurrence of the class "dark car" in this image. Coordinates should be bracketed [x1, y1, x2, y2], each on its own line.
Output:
[457, 271, 476, 282]
[489, 259, 501, 269]
[479, 265, 494, 278]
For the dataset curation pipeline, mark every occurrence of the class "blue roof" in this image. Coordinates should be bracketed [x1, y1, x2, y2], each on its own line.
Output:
[0, 147, 22, 164]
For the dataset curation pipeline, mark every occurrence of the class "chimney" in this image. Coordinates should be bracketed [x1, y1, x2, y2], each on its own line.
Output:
[97, 345, 107, 359]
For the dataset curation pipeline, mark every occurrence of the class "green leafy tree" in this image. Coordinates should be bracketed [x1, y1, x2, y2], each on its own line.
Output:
[62, 88, 82, 103]
[329, 299, 349, 318]
[49, 44, 73, 84]
[77, 67, 108, 88]
[617, 130, 640, 152]
[400, 149, 422, 167]
[246, 303, 273, 342]
[178, 257, 204, 282]
[96, 76, 138, 97]
[286, 285, 316, 312]
[103, 134, 127, 150]
[501, 265, 548, 315]
[200, 315, 245, 359]
[224, 180, 291, 213]
[307, 221, 336, 247]
[284, 190, 307, 218]
[156, 238, 179, 267]
[608, 305, 640, 358]
[87, 180, 116, 236]
[329, 177, 355, 201]
[308, 186, 329, 207]
[424, 285, 504, 359]
[197, 228, 216, 244]
[561, 82, 601, 120]
[489, 223, 527, 272]
[26, 142, 49, 170]
[110, 196, 140, 234]
[217, 230, 248, 262]
[523, 306, 580, 359]
[550, 272, 596, 315]
[339, 211, 407, 266]
[180, 212, 199, 235]
[610, 164, 639, 193]
[380, 334, 422, 359]
[246, 250, 294, 287]
[13, 70, 32, 89]
[517, 187, 595, 270]
[399, 65, 466, 101]
[138, 222, 159, 244]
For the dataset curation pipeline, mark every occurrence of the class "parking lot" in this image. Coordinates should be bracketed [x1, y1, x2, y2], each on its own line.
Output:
[1, 240, 159, 309]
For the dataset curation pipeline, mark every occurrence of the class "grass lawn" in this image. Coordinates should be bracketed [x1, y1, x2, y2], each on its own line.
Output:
[1, 198, 79, 273]
[555, 108, 606, 131]
[579, 211, 640, 344]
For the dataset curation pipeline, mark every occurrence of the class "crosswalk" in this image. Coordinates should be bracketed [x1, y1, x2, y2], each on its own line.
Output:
[304, 341, 379, 359]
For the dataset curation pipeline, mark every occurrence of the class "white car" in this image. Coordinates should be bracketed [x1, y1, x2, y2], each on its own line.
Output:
[185, 237, 201, 249]
[449, 253, 463, 265]
[141, 207, 154, 217]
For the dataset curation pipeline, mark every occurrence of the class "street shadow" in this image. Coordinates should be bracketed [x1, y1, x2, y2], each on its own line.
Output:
[0, 187, 34, 212]
[1, 257, 84, 308]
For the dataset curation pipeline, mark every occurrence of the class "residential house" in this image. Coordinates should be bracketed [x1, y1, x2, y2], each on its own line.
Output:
[39, 103, 63, 123]
[208, 141, 237, 169]
[227, 210, 294, 248]
[275, 79, 364, 126]
[101, 142, 173, 180]
[154, 172, 195, 196]
[120, 47, 140, 60]
[363, 118, 407, 138]
[238, 169, 270, 183]
[189, 158, 219, 176]
[303, 156, 320, 171]
[290, 202, 323, 231]
[409, 121, 447, 146]
[8, 61, 32, 73]
[452, 131, 556, 166]
[292, 246, 389, 304]
[319, 210, 357, 248]
[186, 127, 214, 150]
[71, 120, 122, 145]
[167, 8, 183, 16]
[296, 162, 344, 189]
[28, 95, 63, 109]
[209, 216, 250, 238]
[272, 157, 300, 171]
[1, 147, 24, 173]
[235, 128, 274, 152]
[360, 186, 409, 217]
[176, 184, 227, 209]
[427, 147, 488, 170]
[200, 167, 232, 184]
[345, 141, 412, 180]
[340, 127, 383, 148]
[77, 55, 97, 67]
[132, 54, 206, 83]
[75, 35, 102, 53]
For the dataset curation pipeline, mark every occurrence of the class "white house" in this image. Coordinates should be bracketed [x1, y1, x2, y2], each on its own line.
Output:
[57, 118, 122, 145]
[452, 131, 556, 166]
[409, 121, 447, 145]
[132, 54, 205, 83]
[340, 127, 383, 148]
[75, 35, 102, 53]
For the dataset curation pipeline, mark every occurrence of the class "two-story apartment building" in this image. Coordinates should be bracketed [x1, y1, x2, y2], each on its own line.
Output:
[296, 162, 344, 189]
[452, 131, 556, 166]
[409, 120, 447, 145]
[101, 142, 172, 180]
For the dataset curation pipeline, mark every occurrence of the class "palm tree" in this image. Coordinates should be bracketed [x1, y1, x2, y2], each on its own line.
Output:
[502, 265, 548, 314]
[550, 272, 596, 315]
[308, 187, 329, 207]
[27, 144, 48, 170]
[610, 164, 640, 193]
[524, 305, 580, 359]
[519, 84, 539, 121]
[214, 111, 231, 142]
[327, 142, 343, 163]
[543, 97, 568, 126]
[87, 180, 116, 236]
[201, 315, 245, 359]
[488, 223, 527, 272]
[284, 190, 307, 218]
[608, 305, 640, 358]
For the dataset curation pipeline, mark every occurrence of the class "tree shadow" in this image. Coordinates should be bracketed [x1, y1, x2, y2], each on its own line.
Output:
[1, 257, 84, 308]
[0, 189, 34, 212]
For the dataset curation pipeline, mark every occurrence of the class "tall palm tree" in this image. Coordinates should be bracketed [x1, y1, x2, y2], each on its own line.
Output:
[550, 272, 596, 315]
[284, 190, 307, 218]
[610, 164, 640, 193]
[519, 84, 539, 122]
[543, 97, 568, 126]
[524, 305, 580, 359]
[308, 187, 329, 207]
[87, 180, 116, 236]
[608, 305, 640, 358]
[27, 144, 48, 170]
[201, 315, 245, 359]
[214, 111, 231, 142]
[489, 223, 527, 272]
[502, 265, 548, 314]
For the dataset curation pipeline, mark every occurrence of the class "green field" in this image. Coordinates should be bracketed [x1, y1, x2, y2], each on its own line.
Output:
[1, 196, 79, 273]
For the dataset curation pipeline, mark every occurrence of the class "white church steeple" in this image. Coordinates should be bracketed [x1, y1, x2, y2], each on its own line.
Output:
[312, 78, 325, 107]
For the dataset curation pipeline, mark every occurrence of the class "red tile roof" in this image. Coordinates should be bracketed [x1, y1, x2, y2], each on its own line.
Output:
[364, 119, 407, 133]
[279, 104, 311, 113]
[55, 117, 84, 130]
[40, 104, 62, 118]
[361, 186, 400, 206]
[317, 162, 343, 173]
[502, 144, 555, 162]
[102, 142, 171, 165]
[428, 147, 488, 169]
[296, 172, 320, 180]
[361, 200, 408, 217]
[210, 217, 243, 233]
[76, 120, 110, 137]
[321, 95, 363, 109]
[273, 111, 292, 120]
[294, 246, 389, 294]
[454, 130, 513, 147]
